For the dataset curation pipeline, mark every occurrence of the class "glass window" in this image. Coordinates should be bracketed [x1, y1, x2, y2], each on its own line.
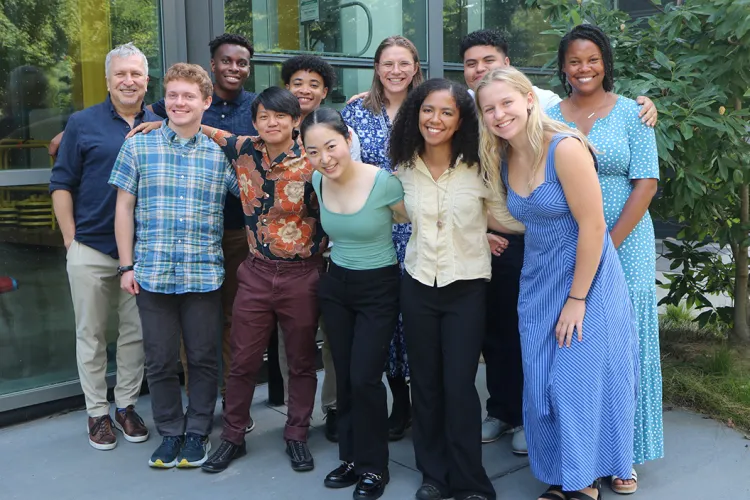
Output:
[616, 0, 661, 18]
[225, 0, 428, 60]
[443, 0, 559, 68]
[0, 0, 163, 170]
[0, 0, 163, 399]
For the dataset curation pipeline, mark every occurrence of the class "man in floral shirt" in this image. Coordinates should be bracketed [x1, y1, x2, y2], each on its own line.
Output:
[200, 87, 326, 474]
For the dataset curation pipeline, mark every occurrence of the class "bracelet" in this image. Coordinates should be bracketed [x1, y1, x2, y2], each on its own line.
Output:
[568, 295, 586, 301]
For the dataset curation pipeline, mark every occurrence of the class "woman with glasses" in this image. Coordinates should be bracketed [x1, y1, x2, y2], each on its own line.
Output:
[341, 35, 424, 442]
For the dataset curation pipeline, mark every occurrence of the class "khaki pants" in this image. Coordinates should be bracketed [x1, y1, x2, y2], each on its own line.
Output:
[279, 318, 336, 413]
[66, 240, 144, 417]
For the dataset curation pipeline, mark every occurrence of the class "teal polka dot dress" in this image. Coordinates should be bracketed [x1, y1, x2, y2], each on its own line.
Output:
[548, 96, 664, 464]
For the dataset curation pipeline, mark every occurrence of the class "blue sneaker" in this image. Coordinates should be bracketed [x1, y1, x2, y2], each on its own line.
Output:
[177, 433, 211, 468]
[149, 436, 183, 468]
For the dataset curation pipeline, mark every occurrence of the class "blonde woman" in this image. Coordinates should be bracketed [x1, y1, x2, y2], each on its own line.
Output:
[476, 67, 638, 500]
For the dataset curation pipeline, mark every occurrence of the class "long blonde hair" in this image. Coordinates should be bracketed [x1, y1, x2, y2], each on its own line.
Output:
[363, 36, 424, 114]
[475, 67, 593, 192]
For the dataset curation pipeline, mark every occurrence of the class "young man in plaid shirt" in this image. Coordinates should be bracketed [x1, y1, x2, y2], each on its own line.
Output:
[110, 63, 239, 469]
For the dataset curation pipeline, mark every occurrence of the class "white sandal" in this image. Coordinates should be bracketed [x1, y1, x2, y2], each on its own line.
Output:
[610, 468, 638, 495]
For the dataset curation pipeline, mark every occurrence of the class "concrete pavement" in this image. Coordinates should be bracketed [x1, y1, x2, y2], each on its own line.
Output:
[0, 365, 748, 499]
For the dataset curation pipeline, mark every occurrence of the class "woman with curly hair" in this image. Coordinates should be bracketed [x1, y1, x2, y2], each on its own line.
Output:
[390, 78, 522, 500]
[341, 35, 424, 441]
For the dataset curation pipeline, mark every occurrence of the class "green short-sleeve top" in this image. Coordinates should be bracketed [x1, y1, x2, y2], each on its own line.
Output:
[312, 168, 404, 270]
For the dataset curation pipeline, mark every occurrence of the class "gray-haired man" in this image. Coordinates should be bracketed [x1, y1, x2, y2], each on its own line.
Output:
[50, 42, 159, 450]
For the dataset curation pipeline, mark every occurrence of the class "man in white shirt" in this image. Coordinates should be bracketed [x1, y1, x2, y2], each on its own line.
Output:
[462, 28, 657, 455]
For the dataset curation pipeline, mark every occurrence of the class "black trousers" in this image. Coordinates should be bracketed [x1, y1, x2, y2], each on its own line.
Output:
[318, 262, 400, 474]
[136, 289, 221, 437]
[484, 233, 524, 427]
[402, 273, 495, 500]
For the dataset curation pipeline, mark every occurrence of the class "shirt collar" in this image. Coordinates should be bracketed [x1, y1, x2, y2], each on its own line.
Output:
[253, 136, 301, 164]
[211, 89, 252, 108]
[105, 94, 147, 120]
[160, 119, 203, 145]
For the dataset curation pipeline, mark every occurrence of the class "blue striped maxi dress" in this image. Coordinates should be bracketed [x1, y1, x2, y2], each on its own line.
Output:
[502, 134, 639, 491]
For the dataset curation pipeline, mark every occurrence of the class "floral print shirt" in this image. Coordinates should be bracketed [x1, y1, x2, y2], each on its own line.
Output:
[211, 130, 326, 260]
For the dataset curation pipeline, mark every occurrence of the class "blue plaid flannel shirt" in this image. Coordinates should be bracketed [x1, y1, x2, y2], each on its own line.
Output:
[109, 121, 240, 294]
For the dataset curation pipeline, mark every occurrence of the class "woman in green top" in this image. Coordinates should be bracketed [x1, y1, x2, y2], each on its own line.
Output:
[300, 107, 406, 500]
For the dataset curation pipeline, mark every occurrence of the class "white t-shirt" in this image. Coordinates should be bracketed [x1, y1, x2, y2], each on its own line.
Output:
[468, 86, 562, 113]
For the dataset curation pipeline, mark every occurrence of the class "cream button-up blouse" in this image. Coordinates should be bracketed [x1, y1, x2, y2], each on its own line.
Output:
[398, 156, 525, 288]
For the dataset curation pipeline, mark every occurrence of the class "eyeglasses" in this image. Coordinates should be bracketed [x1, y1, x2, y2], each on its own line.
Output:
[378, 61, 415, 71]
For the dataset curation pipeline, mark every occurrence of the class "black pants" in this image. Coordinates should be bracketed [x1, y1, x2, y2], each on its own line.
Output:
[136, 289, 221, 437]
[401, 273, 495, 500]
[484, 233, 524, 427]
[318, 262, 400, 475]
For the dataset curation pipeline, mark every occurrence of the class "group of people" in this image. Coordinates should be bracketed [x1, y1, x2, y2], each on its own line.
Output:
[49, 24, 663, 500]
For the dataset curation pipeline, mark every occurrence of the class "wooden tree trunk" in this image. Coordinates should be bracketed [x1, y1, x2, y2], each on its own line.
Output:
[732, 97, 750, 344]
[735, 181, 750, 344]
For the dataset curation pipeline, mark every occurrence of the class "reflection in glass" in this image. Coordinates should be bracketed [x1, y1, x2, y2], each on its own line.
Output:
[442, 0, 558, 67]
[0, 185, 122, 396]
[225, 0, 427, 60]
[0, 0, 163, 170]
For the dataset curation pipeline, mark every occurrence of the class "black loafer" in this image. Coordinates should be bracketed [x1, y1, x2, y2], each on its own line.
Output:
[286, 440, 314, 472]
[324, 461, 358, 488]
[416, 483, 448, 500]
[354, 470, 390, 499]
[201, 439, 246, 473]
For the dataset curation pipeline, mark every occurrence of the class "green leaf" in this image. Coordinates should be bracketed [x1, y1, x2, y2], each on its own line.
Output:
[680, 121, 694, 140]
[654, 50, 672, 69]
[733, 169, 744, 184]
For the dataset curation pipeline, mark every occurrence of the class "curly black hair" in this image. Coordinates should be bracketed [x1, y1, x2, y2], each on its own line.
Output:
[209, 33, 254, 59]
[281, 55, 337, 89]
[459, 29, 510, 61]
[557, 24, 614, 96]
[389, 78, 479, 170]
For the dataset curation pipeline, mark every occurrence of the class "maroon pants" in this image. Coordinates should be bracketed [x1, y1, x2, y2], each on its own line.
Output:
[222, 254, 322, 444]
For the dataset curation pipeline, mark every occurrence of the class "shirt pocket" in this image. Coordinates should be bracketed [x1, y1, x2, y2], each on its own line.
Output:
[452, 184, 483, 228]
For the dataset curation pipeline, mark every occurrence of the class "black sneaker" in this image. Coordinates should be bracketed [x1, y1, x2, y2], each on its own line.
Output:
[324, 461, 357, 488]
[286, 440, 314, 472]
[354, 470, 390, 499]
[201, 439, 247, 473]
[148, 436, 183, 468]
[177, 433, 211, 468]
[324, 409, 338, 442]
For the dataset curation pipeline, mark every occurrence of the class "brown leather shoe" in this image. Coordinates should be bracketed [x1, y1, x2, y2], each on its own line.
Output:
[88, 415, 117, 450]
[114, 406, 150, 443]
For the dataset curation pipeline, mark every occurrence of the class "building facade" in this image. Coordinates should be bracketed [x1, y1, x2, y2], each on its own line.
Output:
[0, 0, 658, 414]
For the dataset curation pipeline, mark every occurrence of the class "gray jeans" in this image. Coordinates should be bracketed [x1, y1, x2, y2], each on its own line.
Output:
[136, 289, 221, 437]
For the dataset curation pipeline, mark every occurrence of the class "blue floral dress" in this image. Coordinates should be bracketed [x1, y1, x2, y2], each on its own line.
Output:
[548, 96, 664, 464]
[342, 98, 410, 378]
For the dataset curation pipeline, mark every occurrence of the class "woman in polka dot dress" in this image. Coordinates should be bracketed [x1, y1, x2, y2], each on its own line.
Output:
[546, 24, 663, 496]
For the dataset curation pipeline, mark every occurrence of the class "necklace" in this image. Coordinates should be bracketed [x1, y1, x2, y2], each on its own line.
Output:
[575, 92, 611, 120]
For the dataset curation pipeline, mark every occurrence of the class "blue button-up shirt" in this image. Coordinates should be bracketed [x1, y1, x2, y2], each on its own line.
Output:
[109, 121, 240, 294]
[49, 95, 160, 259]
[152, 89, 256, 230]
